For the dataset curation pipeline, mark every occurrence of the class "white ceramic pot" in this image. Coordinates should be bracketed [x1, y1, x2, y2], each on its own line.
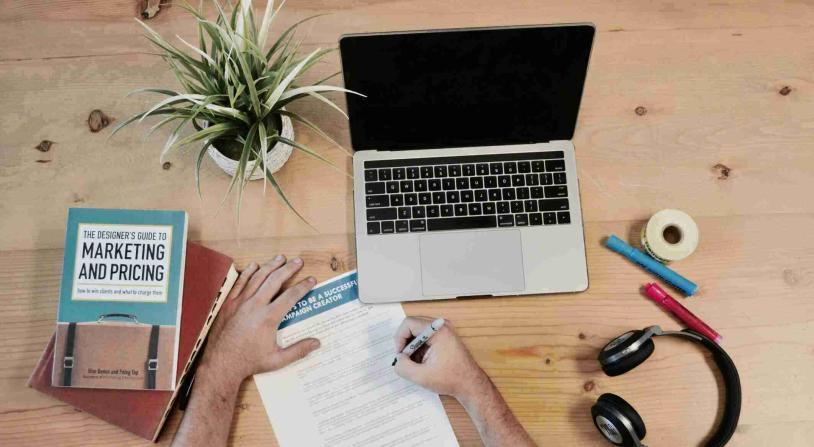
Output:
[206, 114, 294, 181]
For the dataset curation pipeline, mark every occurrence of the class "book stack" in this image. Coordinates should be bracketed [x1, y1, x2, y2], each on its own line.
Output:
[27, 208, 238, 441]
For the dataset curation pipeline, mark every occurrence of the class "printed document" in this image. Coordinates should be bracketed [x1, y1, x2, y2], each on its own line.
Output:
[254, 271, 459, 447]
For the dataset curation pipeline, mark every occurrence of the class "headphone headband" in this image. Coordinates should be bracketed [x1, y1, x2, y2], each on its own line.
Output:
[668, 329, 742, 447]
[594, 326, 741, 447]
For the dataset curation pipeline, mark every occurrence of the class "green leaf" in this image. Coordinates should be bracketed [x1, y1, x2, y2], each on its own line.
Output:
[210, 0, 231, 29]
[264, 14, 326, 60]
[196, 1, 208, 54]
[160, 125, 184, 162]
[108, 108, 179, 139]
[137, 20, 211, 74]
[234, 0, 252, 44]
[145, 115, 183, 141]
[303, 91, 349, 118]
[278, 85, 364, 103]
[256, 0, 283, 51]
[263, 47, 322, 111]
[200, 102, 251, 123]
[271, 135, 350, 177]
[233, 84, 246, 105]
[231, 39, 263, 116]
[165, 58, 206, 94]
[229, 0, 241, 32]
[127, 87, 180, 97]
[176, 34, 216, 66]
[289, 47, 336, 79]
[167, 121, 241, 154]
[219, 122, 258, 212]
[109, 111, 151, 138]
[233, 122, 260, 229]
[138, 94, 205, 123]
[195, 140, 212, 199]
[315, 70, 341, 85]
[258, 121, 269, 193]
[160, 98, 212, 161]
[277, 109, 351, 156]
[258, 156, 318, 232]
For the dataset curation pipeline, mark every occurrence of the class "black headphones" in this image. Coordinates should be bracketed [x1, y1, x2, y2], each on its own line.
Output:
[591, 326, 741, 447]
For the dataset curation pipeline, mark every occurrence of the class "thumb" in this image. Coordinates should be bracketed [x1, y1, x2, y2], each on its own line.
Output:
[278, 338, 321, 365]
[393, 354, 429, 386]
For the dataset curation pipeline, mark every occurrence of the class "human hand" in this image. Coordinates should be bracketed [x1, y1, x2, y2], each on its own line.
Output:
[392, 316, 489, 400]
[202, 255, 321, 384]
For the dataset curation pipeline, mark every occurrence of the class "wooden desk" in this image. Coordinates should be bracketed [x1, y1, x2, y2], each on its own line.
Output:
[1, 1, 812, 445]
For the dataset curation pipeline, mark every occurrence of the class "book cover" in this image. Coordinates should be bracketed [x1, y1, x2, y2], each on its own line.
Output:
[52, 208, 188, 391]
[30, 242, 238, 441]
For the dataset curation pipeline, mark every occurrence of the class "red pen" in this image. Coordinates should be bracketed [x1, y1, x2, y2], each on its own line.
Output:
[643, 283, 723, 344]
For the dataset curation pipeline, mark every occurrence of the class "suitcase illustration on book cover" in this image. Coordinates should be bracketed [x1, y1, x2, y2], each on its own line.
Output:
[53, 314, 176, 390]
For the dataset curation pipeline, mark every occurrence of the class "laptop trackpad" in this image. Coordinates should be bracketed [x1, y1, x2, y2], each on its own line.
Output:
[419, 230, 525, 297]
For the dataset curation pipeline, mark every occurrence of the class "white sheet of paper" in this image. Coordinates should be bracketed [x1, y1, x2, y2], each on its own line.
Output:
[254, 271, 459, 447]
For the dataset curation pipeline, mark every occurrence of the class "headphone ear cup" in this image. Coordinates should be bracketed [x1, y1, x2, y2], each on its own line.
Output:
[598, 393, 647, 439]
[601, 338, 655, 377]
[591, 393, 647, 445]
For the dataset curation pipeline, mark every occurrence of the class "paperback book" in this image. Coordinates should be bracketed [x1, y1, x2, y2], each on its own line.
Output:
[52, 208, 188, 391]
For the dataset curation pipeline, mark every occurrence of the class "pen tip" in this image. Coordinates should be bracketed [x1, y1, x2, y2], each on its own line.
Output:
[391, 358, 397, 366]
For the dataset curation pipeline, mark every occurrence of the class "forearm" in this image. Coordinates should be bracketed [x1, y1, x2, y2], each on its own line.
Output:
[457, 372, 536, 447]
[171, 354, 243, 447]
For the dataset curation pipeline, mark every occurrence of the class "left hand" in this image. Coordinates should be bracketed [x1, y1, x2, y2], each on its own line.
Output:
[201, 255, 321, 384]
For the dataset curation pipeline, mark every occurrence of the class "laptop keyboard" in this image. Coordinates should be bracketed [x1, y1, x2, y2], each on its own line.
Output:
[363, 151, 571, 235]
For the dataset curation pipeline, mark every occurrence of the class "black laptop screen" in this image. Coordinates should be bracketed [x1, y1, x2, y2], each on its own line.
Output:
[340, 24, 594, 151]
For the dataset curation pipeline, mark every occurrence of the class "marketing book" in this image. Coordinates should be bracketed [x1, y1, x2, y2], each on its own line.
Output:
[52, 208, 188, 391]
[30, 242, 239, 441]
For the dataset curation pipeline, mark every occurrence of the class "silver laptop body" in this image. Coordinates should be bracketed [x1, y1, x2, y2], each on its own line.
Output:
[341, 24, 594, 303]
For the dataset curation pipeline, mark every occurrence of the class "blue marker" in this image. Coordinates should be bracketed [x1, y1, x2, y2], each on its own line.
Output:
[605, 235, 698, 296]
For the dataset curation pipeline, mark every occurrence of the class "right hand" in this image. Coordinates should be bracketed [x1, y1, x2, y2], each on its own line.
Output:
[393, 316, 490, 399]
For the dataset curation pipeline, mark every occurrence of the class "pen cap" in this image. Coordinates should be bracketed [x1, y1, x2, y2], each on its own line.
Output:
[643, 283, 668, 302]
[605, 235, 632, 255]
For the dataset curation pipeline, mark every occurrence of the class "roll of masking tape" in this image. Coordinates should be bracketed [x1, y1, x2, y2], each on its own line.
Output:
[640, 209, 699, 263]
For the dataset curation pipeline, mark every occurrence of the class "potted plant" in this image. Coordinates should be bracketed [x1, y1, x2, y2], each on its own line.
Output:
[113, 0, 361, 225]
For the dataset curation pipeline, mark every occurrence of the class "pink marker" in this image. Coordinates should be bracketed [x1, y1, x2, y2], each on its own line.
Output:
[643, 283, 723, 344]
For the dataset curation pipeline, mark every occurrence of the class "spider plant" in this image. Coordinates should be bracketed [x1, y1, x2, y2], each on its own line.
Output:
[112, 0, 362, 227]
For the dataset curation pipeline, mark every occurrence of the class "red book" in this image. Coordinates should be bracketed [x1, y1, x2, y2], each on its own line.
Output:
[28, 242, 238, 441]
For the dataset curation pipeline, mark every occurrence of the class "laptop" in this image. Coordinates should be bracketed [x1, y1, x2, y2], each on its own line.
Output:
[341, 24, 594, 303]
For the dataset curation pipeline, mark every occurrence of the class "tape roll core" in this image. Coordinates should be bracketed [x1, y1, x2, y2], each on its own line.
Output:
[641, 209, 699, 263]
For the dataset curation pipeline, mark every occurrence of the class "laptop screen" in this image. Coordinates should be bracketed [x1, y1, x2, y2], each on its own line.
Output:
[340, 24, 595, 151]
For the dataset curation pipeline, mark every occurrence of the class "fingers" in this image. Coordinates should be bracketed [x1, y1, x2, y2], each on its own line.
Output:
[251, 257, 305, 305]
[393, 353, 430, 387]
[269, 276, 317, 318]
[277, 338, 321, 366]
[242, 255, 288, 299]
[227, 262, 258, 302]
[394, 316, 434, 352]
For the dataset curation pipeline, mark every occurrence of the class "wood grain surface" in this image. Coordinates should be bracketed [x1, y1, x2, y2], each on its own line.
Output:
[1, 1, 813, 446]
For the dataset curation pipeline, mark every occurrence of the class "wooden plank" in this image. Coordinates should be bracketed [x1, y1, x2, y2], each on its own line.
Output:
[2, 215, 813, 445]
[2, 0, 814, 61]
[1, 24, 812, 250]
